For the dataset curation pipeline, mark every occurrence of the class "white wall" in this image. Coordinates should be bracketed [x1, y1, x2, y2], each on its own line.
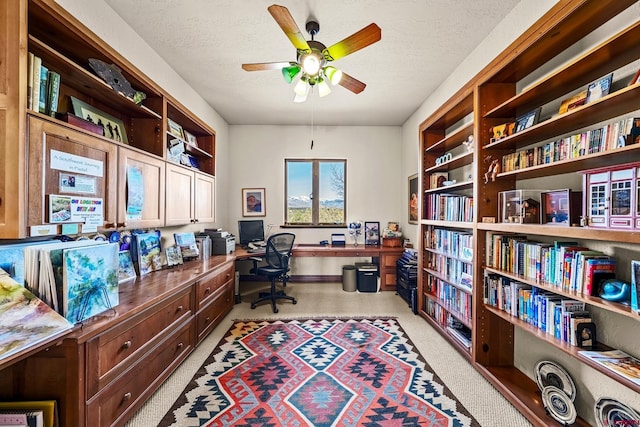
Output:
[229, 125, 402, 275]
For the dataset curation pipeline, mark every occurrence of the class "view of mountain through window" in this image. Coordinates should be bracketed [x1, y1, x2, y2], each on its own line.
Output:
[285, 159, 346, 225]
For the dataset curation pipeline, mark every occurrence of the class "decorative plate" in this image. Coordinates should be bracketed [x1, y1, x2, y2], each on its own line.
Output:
[541, 386, 577, 425]
[595, 398, 640, 427]
[109, 230, 121, 243]
[535, 360, 576, 401]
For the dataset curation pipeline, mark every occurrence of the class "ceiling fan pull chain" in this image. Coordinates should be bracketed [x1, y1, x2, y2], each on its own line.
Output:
[311, 100, 315, 149]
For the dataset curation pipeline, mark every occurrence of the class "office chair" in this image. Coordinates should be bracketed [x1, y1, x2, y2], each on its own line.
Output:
[250, 232, 297, 313]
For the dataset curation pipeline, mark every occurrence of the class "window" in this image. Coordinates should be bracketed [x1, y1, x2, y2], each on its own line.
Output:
[285, 159, 346, 226]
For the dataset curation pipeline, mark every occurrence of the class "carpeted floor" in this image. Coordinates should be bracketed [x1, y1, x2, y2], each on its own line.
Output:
[159, 317, 480, 426]
[125, 282, 533, 427]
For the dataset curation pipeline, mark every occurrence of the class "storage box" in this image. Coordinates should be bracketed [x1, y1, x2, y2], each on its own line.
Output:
[382, 237, 402, 247]
[56, 112, 105, 137]
[541, 189, 582, 225]
[498, 190, 542, 224]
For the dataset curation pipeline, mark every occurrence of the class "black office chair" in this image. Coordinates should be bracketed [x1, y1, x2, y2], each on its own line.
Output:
[250, 232, 297, 313]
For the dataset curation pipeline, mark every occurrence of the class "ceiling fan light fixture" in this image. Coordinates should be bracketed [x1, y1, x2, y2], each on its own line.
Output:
[301, 53, 321, 76]
[282, 65, 301, 84]
[324, 66, 343, 85]
[318, 78, 331, 97]
[294, 77, 310, 97]
[293, 89, 309, 103]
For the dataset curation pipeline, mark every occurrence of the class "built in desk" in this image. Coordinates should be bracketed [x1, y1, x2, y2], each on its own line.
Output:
[236, 244, 403, 291]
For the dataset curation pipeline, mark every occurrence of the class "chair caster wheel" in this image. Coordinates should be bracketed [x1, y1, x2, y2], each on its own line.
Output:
[293, 300, 297, 304]
[251, 304, 256, 309]
[274, 308, 279, 313]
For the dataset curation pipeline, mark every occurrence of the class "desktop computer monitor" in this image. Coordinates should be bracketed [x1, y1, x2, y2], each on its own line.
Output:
[238, 220, 265, 246]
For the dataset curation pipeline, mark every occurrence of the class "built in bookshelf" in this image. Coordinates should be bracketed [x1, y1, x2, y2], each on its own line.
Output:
[418, 0, 640, 425]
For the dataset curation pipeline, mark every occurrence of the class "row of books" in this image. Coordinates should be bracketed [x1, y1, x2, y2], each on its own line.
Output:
[433, 279, 472, 322]
[428, 172, 448, 189]
[446, 318, 472, 350]
[27, 53, 60, 117]
[0, 399, 58, 427]
[486, 234, 616, 295]
[425, 194, 473, 222]
[501, 117, 639, 173]
[484, 275, 592, 346]
[427, 253, 472, 290]
[424, 228, 473, 261]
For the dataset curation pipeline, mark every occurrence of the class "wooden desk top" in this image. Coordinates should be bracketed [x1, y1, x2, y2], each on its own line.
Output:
[235, 244, 403, 260]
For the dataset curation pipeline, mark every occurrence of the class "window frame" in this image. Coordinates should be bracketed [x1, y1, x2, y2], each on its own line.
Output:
[284, 158, 347, 227]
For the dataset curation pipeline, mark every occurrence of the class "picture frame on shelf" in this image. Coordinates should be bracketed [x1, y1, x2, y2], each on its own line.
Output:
[514, 108, 541, 133]
[183, 130, 198, 147]
[541, 189, 582, 225]
[364, 221, 380, 246]
[117, 250, 136, 283]
[586, 73, 613, 103]
[167, 118, 184, 140]
[165, 245, 183, 267]
[408, 174, 418, 224]
[70, 96, 128, 144]
[558, 90, 587, 114]
[242, 188, 265, 217]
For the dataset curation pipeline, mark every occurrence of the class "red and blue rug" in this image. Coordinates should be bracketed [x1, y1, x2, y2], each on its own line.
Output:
[160, 318, 479, 426]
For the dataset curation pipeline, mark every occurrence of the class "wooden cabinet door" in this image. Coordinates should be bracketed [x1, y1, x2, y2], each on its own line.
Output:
[27, 116, 117, 233]
[117, 147, 165, 229]
[165, 163, 195, 226]
[194, 172, 215, 224]
[0, 0, 27, 238]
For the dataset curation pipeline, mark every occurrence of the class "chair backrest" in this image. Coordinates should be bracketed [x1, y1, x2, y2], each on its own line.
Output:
[264, 233, 295, 270]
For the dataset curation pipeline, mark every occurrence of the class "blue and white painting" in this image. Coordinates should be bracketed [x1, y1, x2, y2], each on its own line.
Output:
[63, 242, 119, 323]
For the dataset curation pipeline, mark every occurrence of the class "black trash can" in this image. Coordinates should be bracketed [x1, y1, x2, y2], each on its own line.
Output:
[342, 265, 357, 292]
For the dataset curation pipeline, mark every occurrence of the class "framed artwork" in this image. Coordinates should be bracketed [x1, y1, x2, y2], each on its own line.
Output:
[167, 118, 184, 139]
[514, 107, 541, 133]
[183, 130, 198, 147]
[70, 96, 128, 144]
[242, 188, 265, 217]
[408, 174, 418, 224]
[117, 250, 136, 283]
[364, 221, 380, 246]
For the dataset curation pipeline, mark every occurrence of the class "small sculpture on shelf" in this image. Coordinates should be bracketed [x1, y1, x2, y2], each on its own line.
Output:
[89, 58, 147, 105]
[484, 155, 500, 183]
[599, 279, 630, 303]
[463, 135, 474, 152]
[348, 221, 362, 247]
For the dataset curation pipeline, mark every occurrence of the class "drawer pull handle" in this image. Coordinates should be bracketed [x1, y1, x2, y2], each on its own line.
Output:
[122, 340, 132, 349]
[176, 305, 184, 312]
[123, 392, 132, 401]
[177, 342, 184, 349]
[205, 316, 210, 323]
[205, 287, 211, 294]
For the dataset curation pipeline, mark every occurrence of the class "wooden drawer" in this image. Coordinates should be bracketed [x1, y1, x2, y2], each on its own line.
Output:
[86, 320, 193, 427]
[381, 253, 401, 268]
[196, 262, 234, 308]
[196, 280, 234, 343]
[86, 288, 192, 397]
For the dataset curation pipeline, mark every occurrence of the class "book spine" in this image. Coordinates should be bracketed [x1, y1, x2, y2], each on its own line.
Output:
[27, 52, 35, 110]
[38, 64, 49, 114]
[46, 71, 61, 117]
[31, 56, 42, 113]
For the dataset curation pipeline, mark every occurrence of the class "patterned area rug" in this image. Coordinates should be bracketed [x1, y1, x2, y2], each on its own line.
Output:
[159, 318, 480, 426]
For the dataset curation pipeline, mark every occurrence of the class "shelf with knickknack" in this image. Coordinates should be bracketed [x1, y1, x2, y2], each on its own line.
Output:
[166, 101, 215, 177]
[474, 0, 640, 425]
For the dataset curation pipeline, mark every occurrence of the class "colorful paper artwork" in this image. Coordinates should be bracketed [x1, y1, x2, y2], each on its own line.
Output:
[0, 271, 72, 362]
[63, 242, 119, 323]
[135, 232, 163, 276]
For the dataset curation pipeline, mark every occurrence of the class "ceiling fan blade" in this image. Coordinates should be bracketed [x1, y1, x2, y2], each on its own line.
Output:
[338, 72, 366, 94]
[323, 23, 381, 61]
[267, 4, 311, 52]
[242, 61, 294, 71]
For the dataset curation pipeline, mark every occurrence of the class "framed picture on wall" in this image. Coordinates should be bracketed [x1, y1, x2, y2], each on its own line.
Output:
[242, 188, 266, 217]
[408, 174, 418, 224]
[364, 221, 380, 246]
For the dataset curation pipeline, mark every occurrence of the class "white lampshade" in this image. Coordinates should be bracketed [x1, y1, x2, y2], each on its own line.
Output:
[318, 79, 331, 97]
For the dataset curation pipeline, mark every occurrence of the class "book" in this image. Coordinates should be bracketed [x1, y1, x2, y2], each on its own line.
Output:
[45, 71, 60, 117]
[174, 232, 199, 259]
[583, 257, 616, 296]
[0, 401, 56, 427]
[38, 64, 48, 114]
[586, 73, 613, 103]
[31, 55, 42, 113]
[578, 349, 640, 385]
[27, 52, 35, 110]
[0, 413, 27, 424]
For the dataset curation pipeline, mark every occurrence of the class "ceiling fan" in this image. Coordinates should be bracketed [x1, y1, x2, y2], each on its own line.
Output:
[242, 4, 381, 102]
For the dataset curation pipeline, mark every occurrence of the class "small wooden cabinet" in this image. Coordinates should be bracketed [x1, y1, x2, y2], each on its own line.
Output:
[165, 163, 215, 226]
[379, 251, 402, 291]
[117, 147, 166, 229]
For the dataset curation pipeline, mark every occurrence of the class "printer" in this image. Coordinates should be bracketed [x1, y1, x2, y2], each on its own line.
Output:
[202, 229, 235, 255]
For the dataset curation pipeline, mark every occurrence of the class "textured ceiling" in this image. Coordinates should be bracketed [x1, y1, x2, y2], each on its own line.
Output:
[103, 0, 521, 126]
